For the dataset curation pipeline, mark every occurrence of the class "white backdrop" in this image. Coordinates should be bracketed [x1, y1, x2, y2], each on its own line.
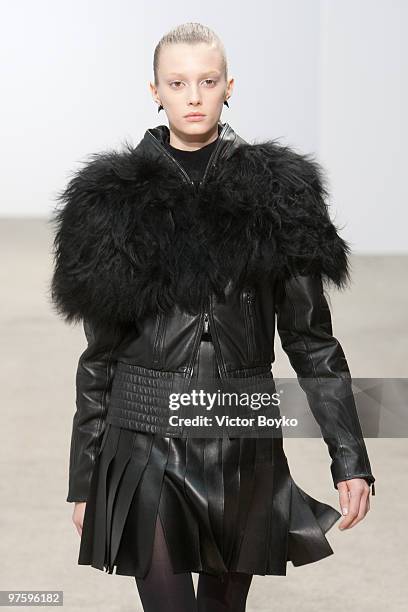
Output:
[0, 0, 405, 252]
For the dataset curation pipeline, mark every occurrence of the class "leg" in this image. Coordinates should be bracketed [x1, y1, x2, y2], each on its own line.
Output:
[135, 513, 197, 612]
[196, 571, 253, 612]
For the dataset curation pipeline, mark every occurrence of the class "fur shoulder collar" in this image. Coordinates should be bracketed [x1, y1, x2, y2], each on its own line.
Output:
[48, 136, 351, 328]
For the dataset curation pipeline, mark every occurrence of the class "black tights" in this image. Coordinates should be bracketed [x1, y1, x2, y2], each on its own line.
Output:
[135, 514, 253, 612]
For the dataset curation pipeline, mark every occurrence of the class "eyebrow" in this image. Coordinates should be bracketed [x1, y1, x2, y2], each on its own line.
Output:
[166, 70, 221, 78]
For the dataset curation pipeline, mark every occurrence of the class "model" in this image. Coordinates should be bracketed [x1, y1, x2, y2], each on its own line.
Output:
[49, 22, 376, 612]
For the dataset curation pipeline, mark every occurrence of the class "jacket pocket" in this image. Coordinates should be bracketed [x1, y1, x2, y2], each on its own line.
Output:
[242, 288, 256, 363]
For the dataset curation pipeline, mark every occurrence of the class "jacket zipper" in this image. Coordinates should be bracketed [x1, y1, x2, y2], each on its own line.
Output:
[148, 124, 231, 377]
[243, 289, 255, 363]
[147, 122, 229, 192]
[203, 312, 209, 334]
[186, 299, 226, 378]
[207, 293, 227, 376]
[186, 309, 206, 376]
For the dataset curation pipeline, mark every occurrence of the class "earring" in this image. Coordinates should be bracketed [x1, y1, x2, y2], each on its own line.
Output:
[223, 100, 229, 108]
[157, 103, 164, 113]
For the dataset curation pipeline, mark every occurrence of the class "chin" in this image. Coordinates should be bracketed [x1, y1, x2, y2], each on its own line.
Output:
[182, 118, 217, 130]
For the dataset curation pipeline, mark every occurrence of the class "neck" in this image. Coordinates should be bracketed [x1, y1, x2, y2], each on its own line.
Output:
[167, 122, 219, 151]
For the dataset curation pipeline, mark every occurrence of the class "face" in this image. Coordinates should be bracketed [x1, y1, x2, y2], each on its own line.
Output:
[150, 42, 234, 138]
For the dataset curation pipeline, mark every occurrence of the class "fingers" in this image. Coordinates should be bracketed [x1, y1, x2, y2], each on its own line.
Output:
[72, 503, 85, 537]
[347, 488, 370, 528]
[337, 482, 351, 529]
[337, 480, 370, 530]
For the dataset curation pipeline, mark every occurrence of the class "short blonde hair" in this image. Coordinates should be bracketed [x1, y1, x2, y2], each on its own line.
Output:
[153, 22, 228, 85]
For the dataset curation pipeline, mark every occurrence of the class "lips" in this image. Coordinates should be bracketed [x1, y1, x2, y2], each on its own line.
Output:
[185, 113, 205, 118]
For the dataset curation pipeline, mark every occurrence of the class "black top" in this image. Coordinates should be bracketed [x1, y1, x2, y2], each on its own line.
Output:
[164, 136, 219, 184]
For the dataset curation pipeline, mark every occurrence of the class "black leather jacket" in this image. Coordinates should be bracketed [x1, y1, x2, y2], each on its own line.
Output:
[49, 121, 376, 502]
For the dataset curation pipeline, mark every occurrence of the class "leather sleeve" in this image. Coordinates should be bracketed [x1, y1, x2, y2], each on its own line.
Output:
[274, 273, 376, 495]
[66, 319, 119, 503]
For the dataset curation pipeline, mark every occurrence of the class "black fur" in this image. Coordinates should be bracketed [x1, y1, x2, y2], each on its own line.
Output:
[48, 138, 352, 328]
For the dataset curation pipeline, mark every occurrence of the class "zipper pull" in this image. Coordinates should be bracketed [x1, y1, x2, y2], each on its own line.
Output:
[246, 290, 253, 315]
[203, 312, 209, 334]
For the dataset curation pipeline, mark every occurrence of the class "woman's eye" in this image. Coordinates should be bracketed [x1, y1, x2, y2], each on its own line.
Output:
[169, 79, 217, 88]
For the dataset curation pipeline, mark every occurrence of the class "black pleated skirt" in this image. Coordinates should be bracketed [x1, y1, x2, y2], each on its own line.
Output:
[77, 338, 341, 578]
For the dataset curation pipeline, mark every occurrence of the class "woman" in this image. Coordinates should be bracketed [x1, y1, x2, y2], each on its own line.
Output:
[49, 22, 375, 612]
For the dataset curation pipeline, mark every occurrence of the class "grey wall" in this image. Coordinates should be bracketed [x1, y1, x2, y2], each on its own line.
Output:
[1, 0, 405, 251]
[319, 0, 407, 253]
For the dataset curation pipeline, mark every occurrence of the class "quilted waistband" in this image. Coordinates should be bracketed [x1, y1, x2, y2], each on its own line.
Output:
[106, 362, 184, 434]
[105, 361, 279, 437]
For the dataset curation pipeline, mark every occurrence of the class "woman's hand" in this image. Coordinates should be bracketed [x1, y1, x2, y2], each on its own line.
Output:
[72, 502, 86, 537]
[337, 478, 371, 530]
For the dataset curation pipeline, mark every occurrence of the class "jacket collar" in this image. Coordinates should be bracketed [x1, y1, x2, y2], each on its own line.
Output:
[136, 121, 248, 188]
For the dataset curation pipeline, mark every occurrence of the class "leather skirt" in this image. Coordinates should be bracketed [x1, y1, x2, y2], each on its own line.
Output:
[77, 336, 342, 578]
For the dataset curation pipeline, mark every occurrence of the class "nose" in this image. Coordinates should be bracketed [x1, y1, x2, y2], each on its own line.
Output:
[187, 85, 202, 106]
